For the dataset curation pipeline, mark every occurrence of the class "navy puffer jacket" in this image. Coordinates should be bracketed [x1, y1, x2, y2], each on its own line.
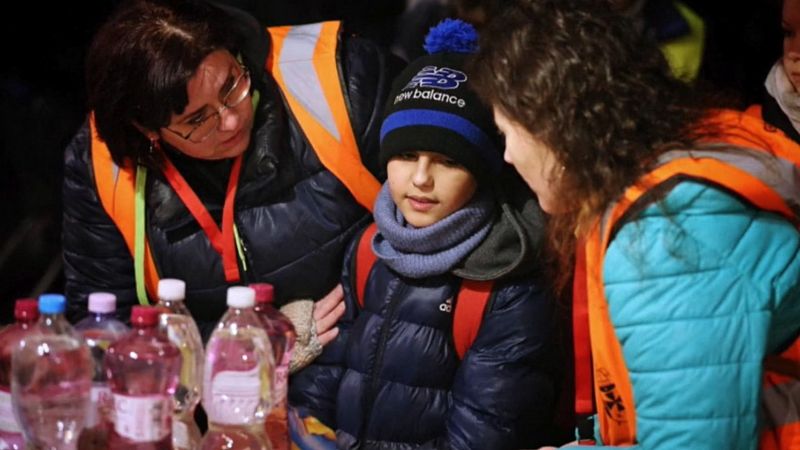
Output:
[62, 8, 395, 338]
[290, 205, 558, 449]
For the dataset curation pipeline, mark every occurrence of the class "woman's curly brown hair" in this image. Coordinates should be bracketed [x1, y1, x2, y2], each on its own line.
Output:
[470, 0, 714, 291]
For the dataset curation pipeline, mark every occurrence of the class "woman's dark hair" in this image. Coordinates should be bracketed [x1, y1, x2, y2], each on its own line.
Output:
[86, 0, 240, 168]
[470, 0, 713, 291]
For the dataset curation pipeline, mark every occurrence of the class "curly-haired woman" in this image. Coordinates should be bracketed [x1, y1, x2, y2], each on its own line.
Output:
[471, 1, 800, 448]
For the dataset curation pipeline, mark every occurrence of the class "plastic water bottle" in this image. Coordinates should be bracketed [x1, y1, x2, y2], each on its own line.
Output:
[73, 292, 129, 449]
[155, 279, 204, 450]
[201, 423, 272, 450]
[200, 286, 273, 450]
[0, 298, 38, 450]
[105, 305, 180, 449]
[11, 294, 93, 450]
[252, 283, 295, 450]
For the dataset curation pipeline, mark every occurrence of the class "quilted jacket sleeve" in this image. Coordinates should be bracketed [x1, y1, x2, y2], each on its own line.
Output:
[62, 123, 139, 324]
[288, 229, 362, 428]
[441, 279, 558, 450]
[598, 181, 800, 449]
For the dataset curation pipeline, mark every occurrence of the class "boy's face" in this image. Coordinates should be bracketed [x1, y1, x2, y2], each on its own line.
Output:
[783, 0, 800, 90]
[387, 151, 478, 228]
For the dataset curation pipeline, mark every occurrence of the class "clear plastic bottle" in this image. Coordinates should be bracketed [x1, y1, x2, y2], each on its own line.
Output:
[11, 294, 93, 450]
[200, 286, 273, 450]
[0, 298, 38, 450]
[73, 292, 129, 450]
[251, 283, 295, 450]
[155, 278, 204, 450]
[201, 423, 272, 450]
[105, 305, 180, 450]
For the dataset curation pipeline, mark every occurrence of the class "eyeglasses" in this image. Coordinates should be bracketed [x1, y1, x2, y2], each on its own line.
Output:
[164, 65, 251, 143]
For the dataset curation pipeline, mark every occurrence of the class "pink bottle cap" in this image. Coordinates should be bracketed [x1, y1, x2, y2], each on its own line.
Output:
[88, 292, 117, 314]
[14, 298, 39, 321]
[249, 283, 275, 304]
[131, 305, 160, 327]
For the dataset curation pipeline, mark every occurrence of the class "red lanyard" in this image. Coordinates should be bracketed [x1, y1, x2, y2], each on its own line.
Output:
[161, 153, 243, 282]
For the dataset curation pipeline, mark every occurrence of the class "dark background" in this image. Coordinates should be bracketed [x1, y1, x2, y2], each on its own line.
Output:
[0, 0, 784, 324]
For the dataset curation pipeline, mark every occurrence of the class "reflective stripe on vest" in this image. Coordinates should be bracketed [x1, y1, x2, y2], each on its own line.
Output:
[581, 109, 800, 446]
[90, 21, 378, 303]
[266, 21, 381, 211]
[90, 116, 160, 302]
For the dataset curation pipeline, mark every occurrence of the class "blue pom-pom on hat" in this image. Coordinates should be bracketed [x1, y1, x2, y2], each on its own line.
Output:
[423, 19, 478, 55]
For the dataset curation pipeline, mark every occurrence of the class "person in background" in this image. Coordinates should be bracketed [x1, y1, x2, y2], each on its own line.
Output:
[472, 1, 800, 448]
[291, 19, 560, 449]
[749, 0, 800, 144]
[62, 0, 396, 372]
[609, 0, 706, 82]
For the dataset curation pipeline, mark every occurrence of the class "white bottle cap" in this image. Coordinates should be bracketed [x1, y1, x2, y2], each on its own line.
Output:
[88, 292, 117, 313]
[226, 286, 255, 309]
[158, 279, 186, 302]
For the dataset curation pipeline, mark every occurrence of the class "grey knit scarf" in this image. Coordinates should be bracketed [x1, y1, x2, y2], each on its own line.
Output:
[372, 183, 495, 278]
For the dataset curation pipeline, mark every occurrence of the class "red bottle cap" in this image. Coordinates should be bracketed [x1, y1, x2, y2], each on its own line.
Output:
[14, 298, 39, 321]
[131, 305, 160, 327]
[250, 283, 275, 304]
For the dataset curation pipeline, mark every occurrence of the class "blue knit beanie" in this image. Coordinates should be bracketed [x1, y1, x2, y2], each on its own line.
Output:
[379, 19, 503, 180]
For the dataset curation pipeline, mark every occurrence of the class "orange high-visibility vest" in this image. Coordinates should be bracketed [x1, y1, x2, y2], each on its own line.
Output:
[577, 109, 800, 447]
[91, 21, 380, 304]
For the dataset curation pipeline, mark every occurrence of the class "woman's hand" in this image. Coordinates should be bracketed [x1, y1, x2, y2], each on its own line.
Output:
[280, 284, 347, 373]
[313, 284, 346, 346]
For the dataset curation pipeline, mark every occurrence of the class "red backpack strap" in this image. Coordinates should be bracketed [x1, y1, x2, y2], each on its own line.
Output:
[452, 280, 494, 360]
[354, 223, 379, 308]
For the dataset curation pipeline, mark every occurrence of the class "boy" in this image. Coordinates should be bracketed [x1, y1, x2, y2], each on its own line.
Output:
[290, 20, 558, 450]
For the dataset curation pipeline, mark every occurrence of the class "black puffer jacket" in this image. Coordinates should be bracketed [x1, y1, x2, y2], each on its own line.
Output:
[62, 10, 395, 338]
[290, 176, 559, 449]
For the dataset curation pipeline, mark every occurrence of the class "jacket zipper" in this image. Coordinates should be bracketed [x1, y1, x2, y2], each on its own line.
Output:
[358, 279, 405, 444]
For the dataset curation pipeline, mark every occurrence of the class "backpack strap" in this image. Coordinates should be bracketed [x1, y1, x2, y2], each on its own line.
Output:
[452, 280, 494, 360]
[354, 223, 379, 308]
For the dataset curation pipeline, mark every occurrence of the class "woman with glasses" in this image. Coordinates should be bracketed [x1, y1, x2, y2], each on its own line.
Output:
[62, 0, 394, 366]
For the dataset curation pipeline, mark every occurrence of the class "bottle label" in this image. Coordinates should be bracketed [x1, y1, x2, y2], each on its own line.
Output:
[0, 389, 21, 433]
[112, 393, 171, 442]
[86, 384, 112, 427]
[172, 418, 189, 449]
[273, 350, 292, 405]
[209, 365, 262, 424]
